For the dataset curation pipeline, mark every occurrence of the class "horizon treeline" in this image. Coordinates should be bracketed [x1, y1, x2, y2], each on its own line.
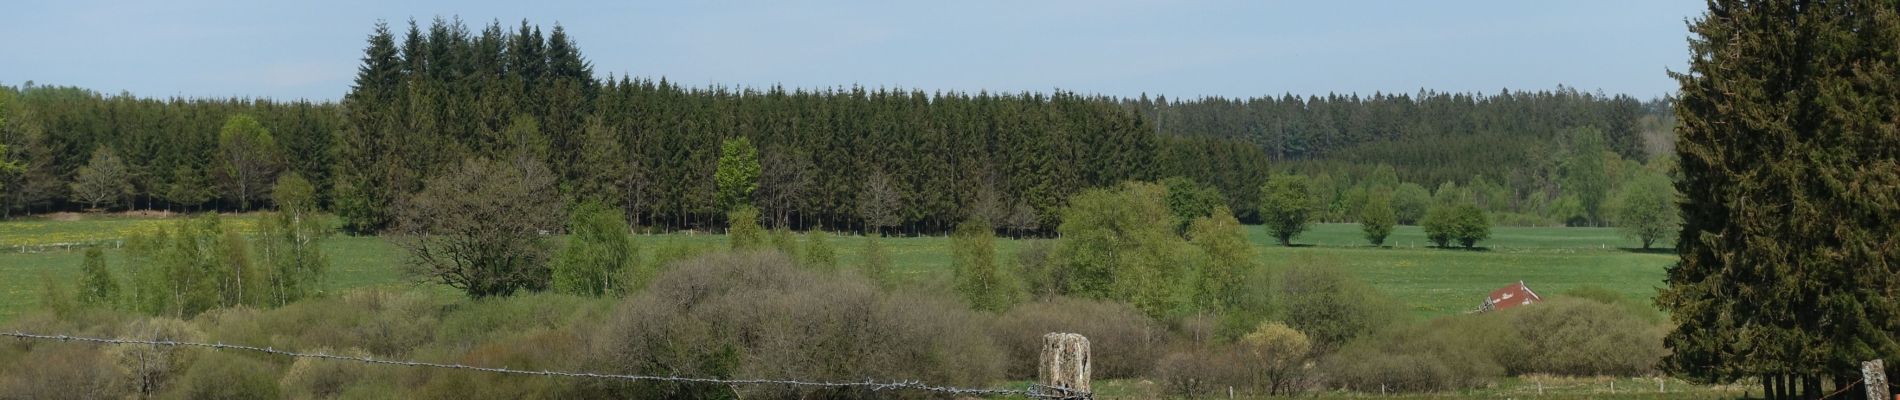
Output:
[1, 18, 1668, 233]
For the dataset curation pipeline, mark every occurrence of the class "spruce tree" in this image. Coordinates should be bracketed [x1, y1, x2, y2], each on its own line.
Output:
[1660, 2, 1900, 397]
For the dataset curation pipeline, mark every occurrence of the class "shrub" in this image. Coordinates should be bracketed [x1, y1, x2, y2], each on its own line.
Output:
[992, 297, 1166, 379]
[0, 344, 126, 400]
[77, 246, 121, 307]
[1318, 315, 1513, 392]
[802, 231, 837, 271]
[1153, 350, 1236, 399]
[953, 218, 1020, 312]
[107, 318, 206, 396]
[857, 237, 893, 285]
[584, 252, 1004, 399]
[1499, 297, 1664, 376]
[278, 347, 381, 400]
[244, 289, 448, 357]
[769, 227, 798, 259]
[430, 293, 607, 352]
[552, 202, 639, 296]
[1276, 260, 1403, 352]
[414, 329, 583, 400]
[1012, 239, 1060, 299]
[1238, 322, 1312, 395]
[727, 206, 765, 250]
[163, 352, 280, 400]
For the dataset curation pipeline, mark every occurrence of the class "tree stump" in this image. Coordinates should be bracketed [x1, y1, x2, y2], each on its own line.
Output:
[1038, 333, 1091, 396]
[1864, 359, 1888, 400]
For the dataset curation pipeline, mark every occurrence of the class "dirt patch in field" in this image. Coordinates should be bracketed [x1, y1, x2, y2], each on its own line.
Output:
[43, 212, 84, 221]
[119, 210, 177, 218]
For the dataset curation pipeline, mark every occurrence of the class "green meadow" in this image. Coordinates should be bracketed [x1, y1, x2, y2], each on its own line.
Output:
[0, 215, 1673, 322]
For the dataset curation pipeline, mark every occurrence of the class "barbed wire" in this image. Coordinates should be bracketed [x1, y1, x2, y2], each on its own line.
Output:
[1, 331, 1091, 400]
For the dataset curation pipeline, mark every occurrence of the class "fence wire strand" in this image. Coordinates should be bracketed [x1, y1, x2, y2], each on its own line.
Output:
[2, 331, 1090, 399]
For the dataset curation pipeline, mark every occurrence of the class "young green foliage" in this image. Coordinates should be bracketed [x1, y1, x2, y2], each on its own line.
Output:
[1050, 182, 1186, 318]
[215, 114, 285, 210]
[1186, 206, 1254, 313]
[802, 231, 837, 272]
[857, 236, 892, 285]
[1360, 189, 1397, 246]
[1390, 182, 1432, 225]
[1423, 202, 1491, 248]
[1449, 204, 1491, 248]
[726, 206, 765, 251]
[714, 137, 760, 212]
[769, 227, 798, 260]
[1162, 176, 1224, 234]
[1259, 174, 1315, 246]
[1609, 172, 1678, 249]
[553, 202, 639, 296]
[953, 218, 1018, 312]
[76, 247, 119, 308]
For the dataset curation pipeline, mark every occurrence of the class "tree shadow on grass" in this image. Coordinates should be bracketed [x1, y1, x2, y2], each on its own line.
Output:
[1617, 247, 1676, 255]
[1428, 245, 1492, 252]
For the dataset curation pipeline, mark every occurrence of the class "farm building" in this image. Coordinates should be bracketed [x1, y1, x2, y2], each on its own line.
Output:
[1479, 280, 1541, 312]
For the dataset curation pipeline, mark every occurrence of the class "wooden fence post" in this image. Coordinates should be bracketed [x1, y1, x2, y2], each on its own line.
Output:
[1864, 359, 1888, 400]
[1039, 332, 1091, 398]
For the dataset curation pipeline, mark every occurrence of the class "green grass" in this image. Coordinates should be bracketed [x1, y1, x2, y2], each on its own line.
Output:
[1258, 223, 1676, 317]
[0, 216, 1673, 322]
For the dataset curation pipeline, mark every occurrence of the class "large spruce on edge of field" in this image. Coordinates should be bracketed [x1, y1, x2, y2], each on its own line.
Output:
[1660, 1, 1900, 399]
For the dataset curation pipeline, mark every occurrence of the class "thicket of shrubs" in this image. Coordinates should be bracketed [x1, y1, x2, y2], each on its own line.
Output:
[4, 178, 1673, 398]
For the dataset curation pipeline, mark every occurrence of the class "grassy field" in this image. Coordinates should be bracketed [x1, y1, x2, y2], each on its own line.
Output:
[0, 215, 1675, 321]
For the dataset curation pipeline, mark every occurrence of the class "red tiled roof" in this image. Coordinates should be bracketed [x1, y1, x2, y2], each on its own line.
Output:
[1486, 280, 1541, 311]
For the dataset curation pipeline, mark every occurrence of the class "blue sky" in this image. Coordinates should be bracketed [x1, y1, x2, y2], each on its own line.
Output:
[2, 1, 1704, 102]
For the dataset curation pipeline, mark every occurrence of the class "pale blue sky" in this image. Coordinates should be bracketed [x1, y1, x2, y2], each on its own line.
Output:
[2, 1, 1704, 102]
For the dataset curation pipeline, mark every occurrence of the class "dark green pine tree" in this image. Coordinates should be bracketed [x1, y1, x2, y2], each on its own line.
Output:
[335, 21, 404, 234]
[1660, 2, 1900, 400]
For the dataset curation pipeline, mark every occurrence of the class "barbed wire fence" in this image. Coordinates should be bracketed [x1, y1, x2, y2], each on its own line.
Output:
[1, 330, 1092, 399]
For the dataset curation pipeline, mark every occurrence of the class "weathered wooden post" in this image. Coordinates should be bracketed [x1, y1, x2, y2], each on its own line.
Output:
[1864, 359, 1889, 400]
[1038, 333, 1091, 398]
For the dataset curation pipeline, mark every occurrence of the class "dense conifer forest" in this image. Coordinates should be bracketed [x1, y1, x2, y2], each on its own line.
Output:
[0, 18, 1671, 233]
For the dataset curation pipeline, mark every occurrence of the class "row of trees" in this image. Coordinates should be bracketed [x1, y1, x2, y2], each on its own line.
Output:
[3, 18, 1675, 237]
[0, 85, 337, 216]
[51, 175, 331, 318]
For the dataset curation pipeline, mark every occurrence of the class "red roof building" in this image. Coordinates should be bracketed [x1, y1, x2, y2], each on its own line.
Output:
[1480, 281, 1542, 312]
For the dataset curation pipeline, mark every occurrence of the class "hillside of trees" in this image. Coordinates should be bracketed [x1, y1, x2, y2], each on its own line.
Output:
[2, 18, 1674, 233]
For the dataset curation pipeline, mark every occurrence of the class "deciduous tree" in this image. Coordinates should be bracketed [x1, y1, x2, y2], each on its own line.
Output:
[1259, 174, 1315, 246]
[69, 146, 133, 210]
[394, 158, 563, 297]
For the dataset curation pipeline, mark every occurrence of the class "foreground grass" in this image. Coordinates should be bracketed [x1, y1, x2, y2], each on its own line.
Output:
[0, 215, 1673, 321]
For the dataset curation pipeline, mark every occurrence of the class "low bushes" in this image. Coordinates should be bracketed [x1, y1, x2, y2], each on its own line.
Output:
[1318, 294, 1667, 393]
[992, 297, 1166, 379]
[581, 251, 1005, 399]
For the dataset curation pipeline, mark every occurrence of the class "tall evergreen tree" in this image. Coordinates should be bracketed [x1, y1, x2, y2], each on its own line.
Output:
[1660, 2, 1900, 399]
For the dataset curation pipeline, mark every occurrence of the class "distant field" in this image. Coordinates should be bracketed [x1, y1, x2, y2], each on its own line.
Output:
[0, 215, 1675, 321]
